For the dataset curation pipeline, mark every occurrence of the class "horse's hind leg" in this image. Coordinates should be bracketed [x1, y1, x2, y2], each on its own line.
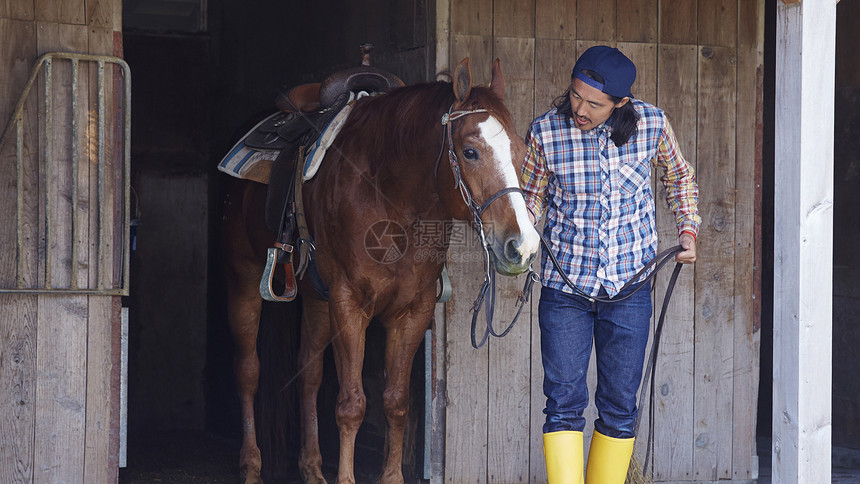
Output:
[298, 296, 332, 484]
[378, 297, 436, 484]
[226, 268, 265, 484]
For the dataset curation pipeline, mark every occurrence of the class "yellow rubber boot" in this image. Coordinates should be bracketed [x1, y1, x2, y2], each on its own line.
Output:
[543, 431, 584, 484]
[585, 431, 635, 484]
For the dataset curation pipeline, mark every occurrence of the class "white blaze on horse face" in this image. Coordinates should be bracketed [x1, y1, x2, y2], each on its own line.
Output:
[477, 117, 540, 262]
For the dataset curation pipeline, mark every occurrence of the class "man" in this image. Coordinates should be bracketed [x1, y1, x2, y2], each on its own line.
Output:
[521, 46, 700, 483]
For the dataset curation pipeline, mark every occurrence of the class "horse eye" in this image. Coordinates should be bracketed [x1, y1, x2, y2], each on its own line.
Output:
[462, 148, 479, 160]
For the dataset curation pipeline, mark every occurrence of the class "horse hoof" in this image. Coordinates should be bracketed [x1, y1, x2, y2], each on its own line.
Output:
[240, 470, 263, 484]
[376, 470, 404, 484]
[300, 469, 328, 484]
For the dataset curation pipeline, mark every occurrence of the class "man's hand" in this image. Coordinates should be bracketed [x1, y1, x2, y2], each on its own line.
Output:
[676, 232, 697, 264]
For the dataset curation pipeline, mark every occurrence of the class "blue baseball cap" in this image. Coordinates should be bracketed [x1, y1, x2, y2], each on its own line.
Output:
[572, 46, 636, 99]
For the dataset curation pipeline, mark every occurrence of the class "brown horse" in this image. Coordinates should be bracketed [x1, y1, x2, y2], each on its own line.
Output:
[220, 58, 539, 484]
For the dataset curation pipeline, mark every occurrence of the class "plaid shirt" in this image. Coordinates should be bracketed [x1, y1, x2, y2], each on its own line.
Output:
[522, 99, 700, 297]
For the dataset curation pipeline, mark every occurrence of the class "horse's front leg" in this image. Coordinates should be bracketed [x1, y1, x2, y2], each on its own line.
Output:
[226, 269, 264, 484]
[298, 296, 332, 484]
[378, 295, 436, 484]
[329, 292, 372, 484]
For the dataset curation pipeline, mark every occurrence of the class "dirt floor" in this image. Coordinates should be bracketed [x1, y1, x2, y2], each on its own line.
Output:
[119, 430, 244, 483]
[118, 429, 384, 484]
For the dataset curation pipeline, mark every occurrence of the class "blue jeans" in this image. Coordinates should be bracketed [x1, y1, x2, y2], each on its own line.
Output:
[538, 282, 652, 438]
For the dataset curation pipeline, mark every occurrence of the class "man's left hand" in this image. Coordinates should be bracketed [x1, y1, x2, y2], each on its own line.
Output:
[676, 232, 697, 264]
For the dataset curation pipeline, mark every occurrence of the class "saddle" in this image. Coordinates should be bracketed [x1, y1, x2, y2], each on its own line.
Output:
[259, 56, 403, 303]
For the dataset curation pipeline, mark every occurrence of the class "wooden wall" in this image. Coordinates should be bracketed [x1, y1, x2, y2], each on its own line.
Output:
[0, 0, 124, 482]
[437, 1, 763, 482]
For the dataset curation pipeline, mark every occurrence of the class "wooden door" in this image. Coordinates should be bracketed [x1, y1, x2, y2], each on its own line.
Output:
[0, 1, 127, 482]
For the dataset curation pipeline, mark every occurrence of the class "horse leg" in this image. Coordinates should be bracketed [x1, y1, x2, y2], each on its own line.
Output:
[226, 270, 264, 484]
[329, 293, 372, 484]
[378, 298, 436, 484]
[298, 296, 332, 484]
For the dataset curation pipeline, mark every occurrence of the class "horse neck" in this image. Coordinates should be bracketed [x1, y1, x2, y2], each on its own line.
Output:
[368, 89, 457, 221]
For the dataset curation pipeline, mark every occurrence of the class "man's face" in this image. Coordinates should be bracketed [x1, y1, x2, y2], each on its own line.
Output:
[568, 77, 629, 131]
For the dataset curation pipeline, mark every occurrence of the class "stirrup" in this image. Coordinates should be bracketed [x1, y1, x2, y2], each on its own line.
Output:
[260, 245, 298, 302]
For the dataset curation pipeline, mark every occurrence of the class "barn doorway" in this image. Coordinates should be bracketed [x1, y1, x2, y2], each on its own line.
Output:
[756, 0, 860, 480]
[118, 0, 436, 482]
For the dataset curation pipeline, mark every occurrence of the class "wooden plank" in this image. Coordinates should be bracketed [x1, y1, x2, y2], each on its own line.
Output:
[534, 39, 576, 116]
[451, 0, 491, 36]
[0, 0, 34, 20]
[430, 305, 447, 484]
[451, 34, 492, 86]
[698, 0, 737, 48]
[773, 2, 835, 482]
[494, 0, 535, 38]
[528, 289, 545, 483]
[89, 27, 124, 289]
[617, 42, 657, 104]
[693, 45, 736, 481]
[535, 0, 576, 40]
[576, 0, 616, 42]
[83, 296, 119, 483]
[0, 294, 38, 483]
[35, 0, 85, 25]
[617, 0, 657, 43]
[659, 0, 697, 45]
[86, 0, 117, 30]
[487, 36, 534, 484]
[444, 222, 489, 483]
[435, 0, 451, 76]
[34, 295, 88, 484]
[494, 36, 534, 136]
[732, 0, 763, 480]
[486, 273, 532, 483]
[576, 39, 617, 60]
[653, 43, 698, 482]
[36, 22, 89, 289]
[0, 19, 38, 289]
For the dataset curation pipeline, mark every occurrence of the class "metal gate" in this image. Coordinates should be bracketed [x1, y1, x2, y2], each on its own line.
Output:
[0, 52, 131, 295]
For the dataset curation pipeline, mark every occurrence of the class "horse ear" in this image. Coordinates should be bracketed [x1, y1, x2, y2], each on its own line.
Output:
[489, 58, 505, 101]
[453, 57, 472, 102]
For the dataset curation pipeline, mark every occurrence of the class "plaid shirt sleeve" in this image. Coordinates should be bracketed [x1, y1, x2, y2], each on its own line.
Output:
[654, 114, 701, 238]
[521, 127, 549, 223]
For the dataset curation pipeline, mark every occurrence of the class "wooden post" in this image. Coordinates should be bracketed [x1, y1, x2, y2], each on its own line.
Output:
[773, 1, 835, 483]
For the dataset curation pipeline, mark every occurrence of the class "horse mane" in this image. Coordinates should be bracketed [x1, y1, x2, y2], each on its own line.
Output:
[341, 80, 515, 177]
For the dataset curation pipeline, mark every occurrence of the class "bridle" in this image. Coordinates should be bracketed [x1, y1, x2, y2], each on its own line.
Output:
[438, 105, 541, 348]
[438, 103, 685, 475]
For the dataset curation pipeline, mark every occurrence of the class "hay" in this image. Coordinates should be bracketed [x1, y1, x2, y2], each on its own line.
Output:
[625, 452, 652, 484]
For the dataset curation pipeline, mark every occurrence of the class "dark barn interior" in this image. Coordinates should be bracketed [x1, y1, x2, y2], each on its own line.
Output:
[120, 0, 435, 482]
[115, 0, 860, 482]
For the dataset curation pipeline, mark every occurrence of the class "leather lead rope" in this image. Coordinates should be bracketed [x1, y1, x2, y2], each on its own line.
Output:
[636, 259, 684, 477]
[470, 235, 684, 350]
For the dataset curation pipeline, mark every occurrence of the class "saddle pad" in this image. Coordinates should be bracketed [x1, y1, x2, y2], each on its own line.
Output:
[218, 112, 282, 184]
[303, 91, 370, 180]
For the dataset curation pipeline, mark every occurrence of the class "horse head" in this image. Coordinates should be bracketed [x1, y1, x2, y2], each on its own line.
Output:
[442, 57, 540, 276]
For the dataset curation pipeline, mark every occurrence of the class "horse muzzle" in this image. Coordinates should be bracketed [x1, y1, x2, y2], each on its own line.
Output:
[490, 228, 540, 276]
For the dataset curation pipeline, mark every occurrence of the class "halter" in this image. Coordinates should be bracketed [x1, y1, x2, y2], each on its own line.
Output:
[439, 104, 536, 348]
